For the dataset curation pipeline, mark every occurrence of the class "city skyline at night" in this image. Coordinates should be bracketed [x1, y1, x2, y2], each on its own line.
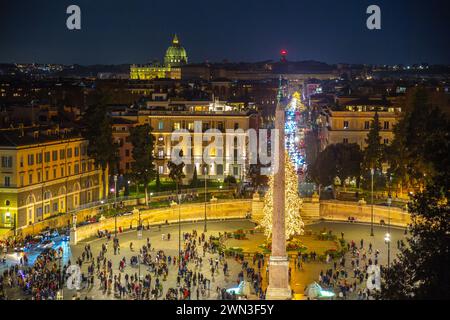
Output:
[1, 0, 450, 65]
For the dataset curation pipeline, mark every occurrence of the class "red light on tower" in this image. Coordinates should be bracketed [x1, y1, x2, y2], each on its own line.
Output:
[280, 49, 288, 62]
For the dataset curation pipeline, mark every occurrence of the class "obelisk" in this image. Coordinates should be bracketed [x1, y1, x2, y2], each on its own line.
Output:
[266, 79, 292, 300]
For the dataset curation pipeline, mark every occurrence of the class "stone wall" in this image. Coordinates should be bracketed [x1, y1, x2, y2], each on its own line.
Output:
[251, 198, 410, 227]
[319, 200, 411, 227]
[73, 200, 252, 243]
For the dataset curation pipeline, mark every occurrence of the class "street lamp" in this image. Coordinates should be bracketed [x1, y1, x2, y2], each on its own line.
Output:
[370, 168, 374, 237]
[178, 193, 182, 272]
[384, 232, 391, 267]
[204, 164, 207, 233]
[114, 175, 118, 204]
[114, 175, 118, 238]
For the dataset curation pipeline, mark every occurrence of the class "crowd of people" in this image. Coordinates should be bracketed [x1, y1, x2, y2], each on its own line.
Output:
[1, 247, 65, 300]
[317, 236, 388, 300]
[1, 223, 399, 300]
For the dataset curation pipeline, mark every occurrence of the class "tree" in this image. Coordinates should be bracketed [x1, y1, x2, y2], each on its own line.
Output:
[386, 89, 434, 193]
[81, 100, 118, 200]
[261, 153, 304, 240]
[363, 111, 383, 172]
[129, 124, 156, 206]
[155, 171, 161, 192]
[309, 143, 362, 188]
[224, 175, 237, 186]
[335, 143, 363, 187]
[309, 145, 337, 188]
[379, 95, 450, 299]
[167, 159, 185, 200]
[190, 166, 199, 188]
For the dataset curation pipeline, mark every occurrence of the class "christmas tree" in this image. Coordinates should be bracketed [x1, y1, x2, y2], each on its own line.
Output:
[261, 152, 305, 239]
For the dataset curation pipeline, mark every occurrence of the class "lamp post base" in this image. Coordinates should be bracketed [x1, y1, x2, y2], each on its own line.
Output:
[70, 228, 78, 245]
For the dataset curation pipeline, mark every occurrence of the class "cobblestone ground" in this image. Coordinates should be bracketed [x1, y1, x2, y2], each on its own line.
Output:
[3, 220, 407, 300]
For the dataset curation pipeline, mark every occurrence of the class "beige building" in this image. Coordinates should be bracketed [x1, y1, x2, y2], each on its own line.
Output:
[320, 98, 401, 150]
[0, 127, 106, 229]
[111, 100, 259, 181]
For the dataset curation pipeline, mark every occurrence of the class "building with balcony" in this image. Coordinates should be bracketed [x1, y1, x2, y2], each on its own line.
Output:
[111, 99, 259, 182]
[0, 126, 107, 229]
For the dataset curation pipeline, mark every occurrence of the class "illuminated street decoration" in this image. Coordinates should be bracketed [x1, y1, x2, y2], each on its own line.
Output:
[261, 152, 305, 239]
[285, 92, 307, 172]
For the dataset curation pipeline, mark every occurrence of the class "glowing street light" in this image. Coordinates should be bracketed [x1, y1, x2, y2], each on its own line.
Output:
[384, 232, 391, 267]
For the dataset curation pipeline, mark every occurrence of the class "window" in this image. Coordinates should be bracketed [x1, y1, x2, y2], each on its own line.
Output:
[158, 149, 164, 158]
[4, 176, 10, 187]
[53, 202, 58, 212]
[28, 154, 34, 165]
[158, 166, 164, 174]
[343, 138, 349, 144]
[37, 171, 41, 182]
[20, 156, 24, 167]
[364, 121, 370, 130]
[173, 122, 181, 130]
[384, 138, 389, 145]
[29, 173, 33, 184]
[75, 147, 79, 157]
[343, 121, 349, 129]
[60, 167, 64, 177]
[44, 152, 50, 163]
[126, 162, 130, 170]
[383, 121, 390, 130]
[53, 168, 57, 179]
[1, 156, 12, 168]
[234, 123, 239, 130]
[125, 149, 130, 157]
[60, 149, 65, 160]
[67, 148, 72, 158]
[36, 153, 42, 164]
[20, 175, 24, 187]
[74, 163, 79, 174]
[45, 170, 49, 181]
[68, 165, 71, 175]
[82, 162, 86, 172]
[52, 150, 58, 161]
[158, 121, 164, 130]
[216, 164, 224, 175]
[217, 122, 224, 131]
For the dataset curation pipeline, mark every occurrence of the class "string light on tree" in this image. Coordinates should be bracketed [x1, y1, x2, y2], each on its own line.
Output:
[261, 152, 305, 239]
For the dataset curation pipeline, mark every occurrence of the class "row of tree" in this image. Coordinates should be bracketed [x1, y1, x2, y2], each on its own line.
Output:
[379, 89, 449, 299]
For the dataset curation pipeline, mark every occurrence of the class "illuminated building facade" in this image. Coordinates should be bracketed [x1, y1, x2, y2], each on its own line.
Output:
[0, 127, 106, 229]
[110, 100, 259, 181]
[130, 34, 188, 80]
[319, 99, 401, 151]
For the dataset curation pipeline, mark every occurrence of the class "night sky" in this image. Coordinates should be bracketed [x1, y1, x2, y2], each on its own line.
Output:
[1, 0, 449, 65]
